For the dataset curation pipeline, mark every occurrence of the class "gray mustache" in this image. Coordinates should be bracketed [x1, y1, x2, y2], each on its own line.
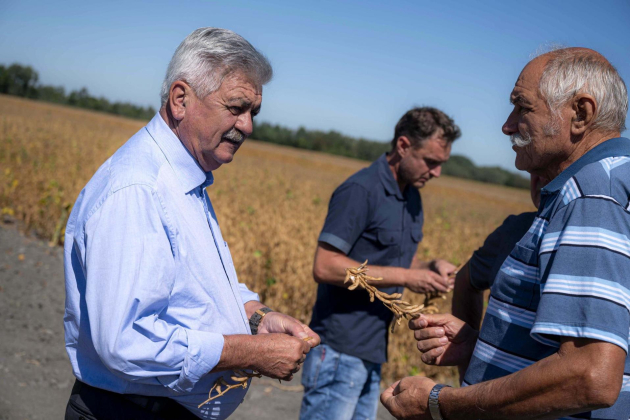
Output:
[510, 132, 531, 147]
[222, 128, 245, 143]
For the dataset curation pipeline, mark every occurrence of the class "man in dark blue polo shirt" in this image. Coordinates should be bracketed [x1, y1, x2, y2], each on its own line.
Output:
[300, 107, 461, 420]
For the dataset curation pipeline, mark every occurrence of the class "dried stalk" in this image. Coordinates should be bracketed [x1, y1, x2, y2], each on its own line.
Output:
[199, 336, 313, 407]
[344, 259, 466, 332]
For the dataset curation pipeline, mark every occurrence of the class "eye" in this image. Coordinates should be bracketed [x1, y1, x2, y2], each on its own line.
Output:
[229, 106, 243, 115]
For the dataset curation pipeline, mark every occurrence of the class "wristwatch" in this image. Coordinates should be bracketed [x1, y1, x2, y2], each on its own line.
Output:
[249, 307, 273, 335]
[428, 383, 451, 420]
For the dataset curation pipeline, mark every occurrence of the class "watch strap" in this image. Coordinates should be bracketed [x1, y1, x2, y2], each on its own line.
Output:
[249, 307, 273, 335]
[428, 383, 451, 420]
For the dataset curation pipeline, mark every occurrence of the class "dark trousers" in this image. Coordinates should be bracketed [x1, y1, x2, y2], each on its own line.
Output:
[65, 380, 199, 420]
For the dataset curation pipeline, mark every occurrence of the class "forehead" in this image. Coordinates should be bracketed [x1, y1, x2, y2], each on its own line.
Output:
[414, 134, 451, 160]
[511, 56, 549, 100]
[217, 72, 263, 100]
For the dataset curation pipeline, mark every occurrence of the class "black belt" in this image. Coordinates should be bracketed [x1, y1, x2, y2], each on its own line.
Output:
[69, 380, 198, 420]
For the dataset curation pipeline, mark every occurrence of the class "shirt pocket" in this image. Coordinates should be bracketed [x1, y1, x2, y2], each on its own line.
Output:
[494, 243, 540, 309]
[376, 229, 402, 246]
[411, 227, 423, 243]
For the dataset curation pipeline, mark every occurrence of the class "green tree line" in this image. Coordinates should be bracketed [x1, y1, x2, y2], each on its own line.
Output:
[0, 63, 155, 120]
[252, 122, 529, 189]
[2, 62, 528, 189]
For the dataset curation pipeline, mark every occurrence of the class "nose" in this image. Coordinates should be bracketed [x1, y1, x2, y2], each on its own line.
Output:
[502, 108, 519, 136]
[429, 165, 442, 179]
[235, 112, 254, 137]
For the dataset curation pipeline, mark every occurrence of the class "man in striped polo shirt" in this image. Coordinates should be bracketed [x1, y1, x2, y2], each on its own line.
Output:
[381, 47, 630, 419]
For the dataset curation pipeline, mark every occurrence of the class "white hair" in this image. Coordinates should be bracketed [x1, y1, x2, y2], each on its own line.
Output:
[160, 28, 273, 106]
[538, 47, 628, 132]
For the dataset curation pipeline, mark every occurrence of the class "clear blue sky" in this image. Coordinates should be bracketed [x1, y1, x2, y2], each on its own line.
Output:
[1, 0, 629, 171]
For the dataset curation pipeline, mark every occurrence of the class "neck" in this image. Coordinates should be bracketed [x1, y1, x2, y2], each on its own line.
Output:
[159, 106, 211, 171]
[539, 130, 621, 180]
[386, 151, 407, 192]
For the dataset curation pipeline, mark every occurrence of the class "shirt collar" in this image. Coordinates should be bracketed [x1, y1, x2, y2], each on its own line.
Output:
[543, 137, 630, 194]
[377, 153, 404, 200]
[145, 113, 214, 193]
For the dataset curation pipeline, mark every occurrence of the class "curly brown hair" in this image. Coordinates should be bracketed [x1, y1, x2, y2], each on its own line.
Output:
[391, 107, 461, 149]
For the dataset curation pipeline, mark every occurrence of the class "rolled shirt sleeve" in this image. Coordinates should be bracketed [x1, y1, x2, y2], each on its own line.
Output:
[238, 283, 260, 305]
[531, 197, 630, 353]
[318, 182, 370, 255]
[85, 184, 224, 392]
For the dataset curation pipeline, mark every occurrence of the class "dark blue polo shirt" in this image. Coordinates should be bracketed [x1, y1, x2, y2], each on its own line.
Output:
[469, 212, 537, 291]
[309, 153, 424, 364]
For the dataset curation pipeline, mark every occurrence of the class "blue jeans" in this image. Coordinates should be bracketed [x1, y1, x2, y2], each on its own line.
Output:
[300, 344, 382, 420]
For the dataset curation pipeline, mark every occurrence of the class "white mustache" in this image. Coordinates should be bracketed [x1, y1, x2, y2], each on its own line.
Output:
[510, 132, 532, 147]
[222, 128, 245, 144]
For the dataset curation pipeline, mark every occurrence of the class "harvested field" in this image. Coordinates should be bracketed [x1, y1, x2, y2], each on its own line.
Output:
[0, 94, 533, 386]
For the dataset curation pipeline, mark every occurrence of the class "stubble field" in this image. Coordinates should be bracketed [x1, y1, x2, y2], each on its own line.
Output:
[0, 94, 533, 384]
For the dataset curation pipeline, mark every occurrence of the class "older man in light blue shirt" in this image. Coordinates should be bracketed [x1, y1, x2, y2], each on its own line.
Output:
[63, 28, 319, 420]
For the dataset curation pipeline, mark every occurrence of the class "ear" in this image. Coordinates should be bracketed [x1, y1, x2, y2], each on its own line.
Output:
[570, 93, 597, 136]
[396, 136, 412, 157]
[167, 81, 190, 121]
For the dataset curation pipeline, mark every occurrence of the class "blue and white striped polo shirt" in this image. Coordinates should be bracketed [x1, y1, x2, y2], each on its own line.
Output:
[464, 137, 630, 419]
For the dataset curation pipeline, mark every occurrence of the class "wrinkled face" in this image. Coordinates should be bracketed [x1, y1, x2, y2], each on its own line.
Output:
[181, 72, 262, 171]
[398, 132, 452, 189]
[502, 57, 571, 174]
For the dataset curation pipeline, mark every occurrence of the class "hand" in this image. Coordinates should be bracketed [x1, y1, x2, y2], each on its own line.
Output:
[409, 313, 478, 366]
[429, 259, 457, 279]
[380, 376, 436, 419]
[258, 312, 321, 348]
[249, 333, 311, 380]
[405, 269, 452, 293]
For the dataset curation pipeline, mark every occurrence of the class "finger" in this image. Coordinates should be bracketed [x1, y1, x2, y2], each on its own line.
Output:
[410, 313, 456, 331]
[430, 271, 451, 289]
[284, 318, 310, 340]
[301, 325, 321, 347]
[416, 338, 447, 353]
[409, 316, 428, 330]
[414, 326, 446, 341]
[429, 277, 449, 293]
[421, 346, 444, 365]
[380, 380, 400, 404]
[299, 338, 312, 354]
[393, 379, 405, 396]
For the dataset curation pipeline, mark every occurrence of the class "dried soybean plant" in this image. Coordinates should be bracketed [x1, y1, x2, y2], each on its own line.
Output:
[344, 260, 465, 332]
[199, 337, 313, 408]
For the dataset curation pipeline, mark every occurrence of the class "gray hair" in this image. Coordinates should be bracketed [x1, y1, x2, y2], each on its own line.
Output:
[160, 28, 273, 106]
[538, 47, 628, 132]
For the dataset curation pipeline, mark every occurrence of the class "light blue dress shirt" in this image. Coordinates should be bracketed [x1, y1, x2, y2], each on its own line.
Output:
[63, 113, 260, 419]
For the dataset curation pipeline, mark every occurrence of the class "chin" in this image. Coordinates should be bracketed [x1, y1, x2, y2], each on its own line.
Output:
[414, 181, 427, 189]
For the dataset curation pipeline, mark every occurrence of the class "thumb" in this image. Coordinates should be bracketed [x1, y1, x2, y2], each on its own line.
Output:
[380, 380, 400, 405]
[430, 270, 451, 288]
[284, 319, 310, 340]
[421, 313, 453, 328]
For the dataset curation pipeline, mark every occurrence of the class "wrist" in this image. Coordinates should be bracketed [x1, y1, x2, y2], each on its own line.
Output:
[428, 383, 452, 420]
[436, 385, 460, 420]
[217, 334, 257, 371]
[249, 307, 273, 335]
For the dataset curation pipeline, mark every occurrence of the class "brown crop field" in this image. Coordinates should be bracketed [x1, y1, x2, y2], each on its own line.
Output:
[0, 94, 534, 384]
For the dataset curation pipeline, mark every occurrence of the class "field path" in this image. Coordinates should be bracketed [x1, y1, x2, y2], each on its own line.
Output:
[0, 223, 394, 420]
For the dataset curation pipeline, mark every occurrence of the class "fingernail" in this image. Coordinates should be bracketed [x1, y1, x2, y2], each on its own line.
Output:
[439, 337, 448, 344]
[436, 328, 444, 336]
[419, 320, 427, 327]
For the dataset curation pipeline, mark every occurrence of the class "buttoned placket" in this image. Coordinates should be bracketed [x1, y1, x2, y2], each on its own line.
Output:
[199, 186, 251, 331]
